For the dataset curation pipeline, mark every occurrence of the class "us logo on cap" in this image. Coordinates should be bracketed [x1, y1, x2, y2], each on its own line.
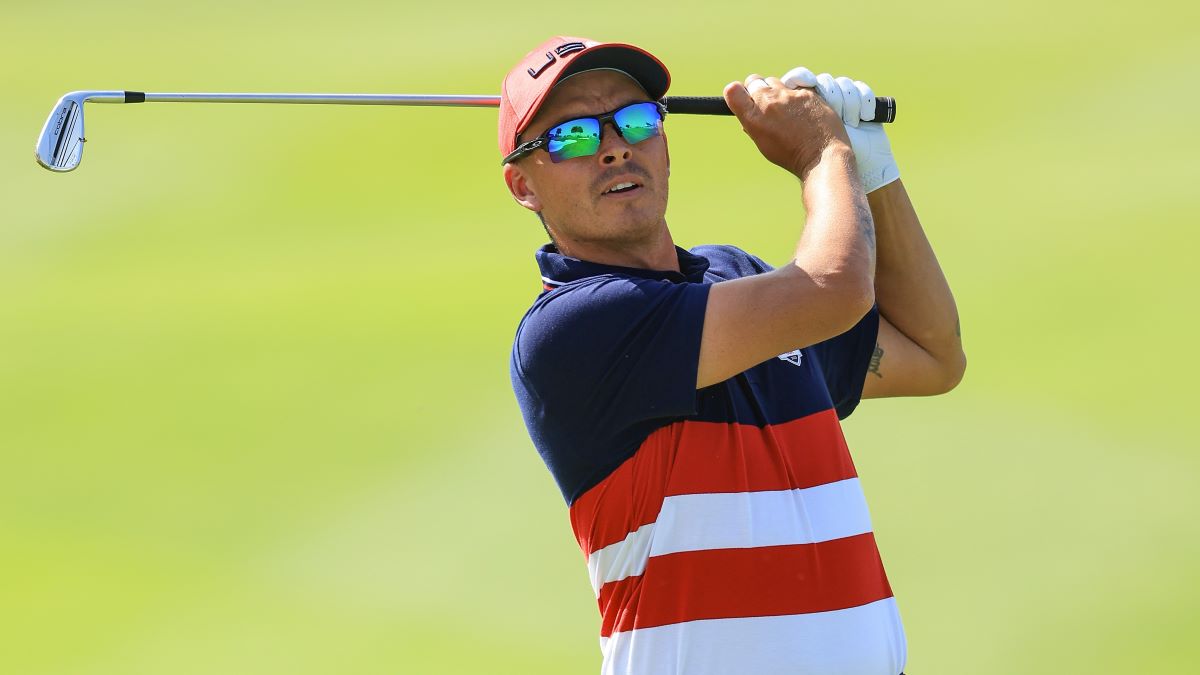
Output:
[527, 42, 588, 79]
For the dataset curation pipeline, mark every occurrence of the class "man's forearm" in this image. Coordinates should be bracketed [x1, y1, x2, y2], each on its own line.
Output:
[794, 145, 877, 295]
[869, 179, 961, 359]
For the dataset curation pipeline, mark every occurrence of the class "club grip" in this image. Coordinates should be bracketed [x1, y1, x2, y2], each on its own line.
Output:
[662, 95, 896, 123]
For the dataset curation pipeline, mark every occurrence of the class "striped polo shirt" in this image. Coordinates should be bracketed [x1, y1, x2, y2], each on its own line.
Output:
[511, 243, 906, 675]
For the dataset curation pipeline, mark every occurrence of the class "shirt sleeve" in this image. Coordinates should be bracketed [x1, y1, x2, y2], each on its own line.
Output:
[807, 304, 880, 420]
[511, 276, 711, 501]
[515, 276, 710, 425]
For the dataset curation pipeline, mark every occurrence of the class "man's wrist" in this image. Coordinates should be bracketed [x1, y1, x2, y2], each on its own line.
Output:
[797, 142, 855, 182]
[845, 124, 899, 193]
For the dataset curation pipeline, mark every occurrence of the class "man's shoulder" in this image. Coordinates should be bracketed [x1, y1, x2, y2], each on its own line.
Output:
[512, 274, 678, 370]
[520, 274, 663, 326]
[690, 244, 774, 279]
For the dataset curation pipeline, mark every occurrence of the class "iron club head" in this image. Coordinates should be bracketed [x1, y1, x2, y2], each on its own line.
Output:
[36, 92, 89, 172]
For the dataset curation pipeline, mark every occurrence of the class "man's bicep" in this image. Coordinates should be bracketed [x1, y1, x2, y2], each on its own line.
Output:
[861, 314, 951, 398]
[698, 267, 874, 389]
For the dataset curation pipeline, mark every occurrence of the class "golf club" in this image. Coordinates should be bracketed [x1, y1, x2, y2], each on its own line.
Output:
[35, 90, 897, 172]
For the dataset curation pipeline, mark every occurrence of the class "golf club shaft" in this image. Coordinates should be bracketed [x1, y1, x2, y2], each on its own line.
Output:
[35, 89, 900, 173]
[99, 91, 897, 122]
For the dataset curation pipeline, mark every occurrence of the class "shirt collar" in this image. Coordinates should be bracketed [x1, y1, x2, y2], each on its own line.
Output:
[535, 243, 711, 289]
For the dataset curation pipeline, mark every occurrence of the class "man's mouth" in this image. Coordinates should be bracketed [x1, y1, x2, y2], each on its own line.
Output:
[601, 180, 644, 197]
[594, 165, 651, 200]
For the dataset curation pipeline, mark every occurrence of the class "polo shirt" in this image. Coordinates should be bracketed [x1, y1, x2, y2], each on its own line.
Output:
[511, 243, 906, 675]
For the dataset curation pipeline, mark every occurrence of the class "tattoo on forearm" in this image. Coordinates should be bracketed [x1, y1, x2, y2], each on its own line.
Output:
[856, 199, 876, 252]
[868, 343, 884, 378]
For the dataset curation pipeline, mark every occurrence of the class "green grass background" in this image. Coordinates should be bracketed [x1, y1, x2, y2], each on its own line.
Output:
[3, 1, 1197, 673]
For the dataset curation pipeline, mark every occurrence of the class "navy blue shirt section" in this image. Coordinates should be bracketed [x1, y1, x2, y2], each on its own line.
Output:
[809, 308, 879, 419]
[512, 244, 879, 504]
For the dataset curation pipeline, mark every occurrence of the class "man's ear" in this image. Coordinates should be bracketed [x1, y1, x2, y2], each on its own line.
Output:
[504, 163, 542, 214]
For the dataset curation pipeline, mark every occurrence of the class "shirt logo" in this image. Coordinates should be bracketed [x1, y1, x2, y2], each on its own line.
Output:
[777, 349, 803, 366]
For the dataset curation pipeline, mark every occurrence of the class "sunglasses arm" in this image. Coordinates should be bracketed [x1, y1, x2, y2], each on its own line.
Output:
[501, 138, 546, 165]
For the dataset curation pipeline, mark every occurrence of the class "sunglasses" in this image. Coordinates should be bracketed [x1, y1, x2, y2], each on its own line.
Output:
[501, 100, 667, 165]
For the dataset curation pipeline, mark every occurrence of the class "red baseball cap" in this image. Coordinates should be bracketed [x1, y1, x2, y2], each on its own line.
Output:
[498, 36, 671, 158]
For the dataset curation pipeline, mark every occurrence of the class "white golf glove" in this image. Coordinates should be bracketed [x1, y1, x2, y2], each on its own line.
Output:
[780, 66, 900, 193]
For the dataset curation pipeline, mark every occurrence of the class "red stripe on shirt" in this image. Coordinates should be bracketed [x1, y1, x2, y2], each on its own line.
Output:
[570, 409, 858, 556]
[597, 532, 891, 637]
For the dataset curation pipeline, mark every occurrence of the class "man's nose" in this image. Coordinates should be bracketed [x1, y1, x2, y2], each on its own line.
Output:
[597, 122, 632, 165]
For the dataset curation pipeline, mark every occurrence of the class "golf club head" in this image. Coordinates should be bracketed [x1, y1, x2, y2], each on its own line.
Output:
[36, 93, 87, 172]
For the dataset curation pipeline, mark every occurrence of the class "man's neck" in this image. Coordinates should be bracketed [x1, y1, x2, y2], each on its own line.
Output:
[555, 226, 680, 272]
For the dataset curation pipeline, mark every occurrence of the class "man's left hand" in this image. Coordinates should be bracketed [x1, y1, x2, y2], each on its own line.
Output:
[781, 67, 900, 194]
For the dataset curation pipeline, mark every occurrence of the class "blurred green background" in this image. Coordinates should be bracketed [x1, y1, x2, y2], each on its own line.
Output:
[3, 1, 1197, 673]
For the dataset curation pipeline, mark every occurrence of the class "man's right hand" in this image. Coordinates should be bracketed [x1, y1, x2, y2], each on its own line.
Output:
[723, 74, 853, 179]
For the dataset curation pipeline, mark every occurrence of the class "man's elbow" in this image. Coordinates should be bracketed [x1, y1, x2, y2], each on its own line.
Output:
[783, 263, 876, 335]
[824, 274, 876, 331]
[934, 349, 967, 394]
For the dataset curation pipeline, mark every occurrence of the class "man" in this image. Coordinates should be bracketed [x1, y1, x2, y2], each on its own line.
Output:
[502, 36, 964, 675]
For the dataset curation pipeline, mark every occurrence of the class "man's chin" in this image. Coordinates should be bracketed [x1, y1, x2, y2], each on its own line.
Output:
[598, 191, 665, 220]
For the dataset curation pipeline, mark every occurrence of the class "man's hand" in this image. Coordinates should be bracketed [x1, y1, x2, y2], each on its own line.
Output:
[722, 74, 851, 179]
[781, 67, 900, 194]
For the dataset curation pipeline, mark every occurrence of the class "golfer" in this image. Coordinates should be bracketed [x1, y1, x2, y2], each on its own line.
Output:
[503, 36, 964, 675]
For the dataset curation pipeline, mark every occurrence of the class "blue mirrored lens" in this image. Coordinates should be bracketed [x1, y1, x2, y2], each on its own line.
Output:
[613, 102, 663, 145]
[547, 118, 601, 162]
